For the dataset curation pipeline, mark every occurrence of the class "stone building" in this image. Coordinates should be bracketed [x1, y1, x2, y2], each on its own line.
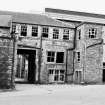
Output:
[45, 8, 105, 84]
[0, 10, 75, 87]
[1, 8, 105, 88]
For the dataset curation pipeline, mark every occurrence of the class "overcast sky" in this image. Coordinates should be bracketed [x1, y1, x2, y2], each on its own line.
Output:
[1, 0, 105, 14]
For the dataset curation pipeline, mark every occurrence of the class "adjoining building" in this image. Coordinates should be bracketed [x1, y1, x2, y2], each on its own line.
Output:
[45, 8, 104, 84]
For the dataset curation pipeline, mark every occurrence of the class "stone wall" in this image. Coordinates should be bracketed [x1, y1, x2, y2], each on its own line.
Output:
[0, 37, 14, 88]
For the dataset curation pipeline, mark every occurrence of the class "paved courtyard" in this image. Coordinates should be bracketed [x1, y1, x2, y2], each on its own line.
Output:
[0, 84, 105, 105]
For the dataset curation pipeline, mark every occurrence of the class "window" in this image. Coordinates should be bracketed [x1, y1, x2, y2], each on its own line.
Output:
[48, 69, 65, 82]
[21, 25, 27, 36]
[78, 29, 81, 40]
[11, 23, 16, 34]
[77, 52, 80, 62]
[47, 51, 55, 62]
[63, 29, 69, 40]
[49, 69, 54, 74]
[42, 27, 49, 38]
[56, 52, 64, 63]
[89, 28, 97, 38]
[103, 62, 105, 68]
[47, 51, 64, 63]
[53, 28, 59, 39]
[32, 26, 38, 37]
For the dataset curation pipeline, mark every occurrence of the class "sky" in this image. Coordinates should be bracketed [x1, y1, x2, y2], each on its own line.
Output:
[1, 0, 105, 15]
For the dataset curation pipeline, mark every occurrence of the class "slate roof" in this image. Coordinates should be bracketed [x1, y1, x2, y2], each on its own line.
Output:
[0, 10, 75, 28]
[45, 8, 105, 19]
[0, 15, 12, 27]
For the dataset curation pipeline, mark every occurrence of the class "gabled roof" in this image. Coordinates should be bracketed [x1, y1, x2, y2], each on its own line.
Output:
[0, 15, 12, 27]
[0, 10, 75, 28]
[45, 8, 105, 19]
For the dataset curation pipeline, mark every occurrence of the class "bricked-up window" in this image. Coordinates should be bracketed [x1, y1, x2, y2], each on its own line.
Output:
[77, 52, 80, 62]
[11, 23, 16, 34]
[32, 26, 38, 37]
[53, 28, 59, 39]
[42, 27, 49, 38]
[78, 29, 81, 40]
[56, 52, 64, 63]
[47, 51, 55, 62]
[21, 25, 27, 36]
[63, 29, 69, 40]
[89, 28, 97, 38]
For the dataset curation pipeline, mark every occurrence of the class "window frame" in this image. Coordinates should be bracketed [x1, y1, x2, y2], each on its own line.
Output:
[32, 25, 38, 37]
[77, 52, 80, 62]
[47, 51, 64, 64]
[78, 29, 81, 40]
[21, 24, 27, 36]
[47, 51, 55, 63]
[63, 29, 70, 40]
[88, 28, 97, 39]
[48, 69, 65, 82]
[53, 28, 59, 39]
[42, 27, 49, 38]
[11, 23, 16, 34]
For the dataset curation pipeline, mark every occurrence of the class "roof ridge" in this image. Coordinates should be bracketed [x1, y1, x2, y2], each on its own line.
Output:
[45, 8, 105, 19]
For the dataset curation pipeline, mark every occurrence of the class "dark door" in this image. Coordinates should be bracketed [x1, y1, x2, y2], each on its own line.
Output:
[103, 69, 105, 82]
[28, 54, 36, 83]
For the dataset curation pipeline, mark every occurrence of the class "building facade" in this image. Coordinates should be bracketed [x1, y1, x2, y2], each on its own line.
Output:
[1, 8, 105, 88]
[45, 8, 105, 84]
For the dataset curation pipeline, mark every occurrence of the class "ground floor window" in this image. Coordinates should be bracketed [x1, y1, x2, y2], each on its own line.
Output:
[75, 71, 82, 83]
[48, 69, 65, 83]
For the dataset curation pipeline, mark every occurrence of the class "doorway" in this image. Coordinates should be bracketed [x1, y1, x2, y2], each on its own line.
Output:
[16, 49, 36, 84]
[103, 69, 105, 82]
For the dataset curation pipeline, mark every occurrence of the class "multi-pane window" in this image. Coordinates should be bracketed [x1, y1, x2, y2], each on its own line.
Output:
[89, 28, 97, 38]
[21, 25, 27, 36]
[47, 51, 64, 63]
[56, 52, 64, 63]
[53, 28, 59, 39]
[11, 23, 16, 34]
[48, 69, 65, 82]
[63, 29, 69, 40]
[77, 52, 80, 62]
[42, 27, 49, 38]
[32, 26, 38, 37]
[47, 51, 55, 62]
[78, 29, 81, 40]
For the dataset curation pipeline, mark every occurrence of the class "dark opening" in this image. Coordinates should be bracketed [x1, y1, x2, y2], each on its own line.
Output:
[56, 52, 64, 63]
[103, 63, 105, 82]
[16, 49, 36, 84]
[103, 70, 105, 82]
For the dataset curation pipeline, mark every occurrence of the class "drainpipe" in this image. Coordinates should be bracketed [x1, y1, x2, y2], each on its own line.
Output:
[11, 33, 16, 89]
[38, 33, 42, 84]
[65, 28, 76, 83]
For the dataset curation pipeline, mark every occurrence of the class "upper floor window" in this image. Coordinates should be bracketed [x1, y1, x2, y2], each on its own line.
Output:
[78, 29, 81, 40]
[11, 23, 16, 34]
[56, 52, 64, 63]
[21, 24, 27, 36]
[32, 26, 38, 37]
[42, 27, 49, 38]
[53, 28, 59, 39]
[77, 52, 80, 62]
[47, 51, 55, 62]
[89, 28, 97, 39]
[63, 29, 69, 40]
